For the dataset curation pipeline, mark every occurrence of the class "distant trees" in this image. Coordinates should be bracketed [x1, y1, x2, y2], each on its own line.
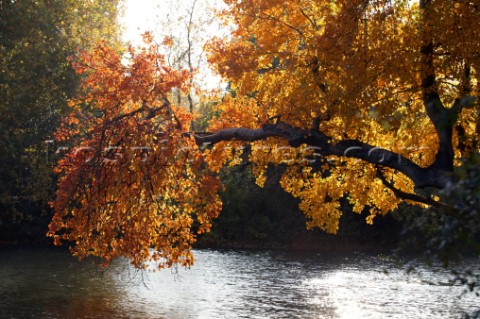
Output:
[148, 0, 227, 128]
[0, 0, 122, 240]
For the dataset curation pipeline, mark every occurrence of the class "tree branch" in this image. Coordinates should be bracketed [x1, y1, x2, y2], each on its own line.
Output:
[108, 101, 168, 124]
[419, 0, 455, 173]
[258, 12, 304, 36]
[192, 126, 284, 145]
[375, 167, 457, 216]
[193, 119, 450, 189]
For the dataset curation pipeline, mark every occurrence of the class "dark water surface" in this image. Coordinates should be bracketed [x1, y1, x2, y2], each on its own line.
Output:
[0, 247, 478, 318]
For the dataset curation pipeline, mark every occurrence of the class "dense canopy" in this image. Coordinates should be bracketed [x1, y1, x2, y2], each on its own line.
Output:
[48, 0, 479, 268]
[202, 0, 479, 228]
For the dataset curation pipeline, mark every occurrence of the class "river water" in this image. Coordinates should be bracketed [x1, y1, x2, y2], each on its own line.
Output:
[0, 248, 478, 318]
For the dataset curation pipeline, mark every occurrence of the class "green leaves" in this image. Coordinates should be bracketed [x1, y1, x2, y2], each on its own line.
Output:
[0, 0, 122, 241]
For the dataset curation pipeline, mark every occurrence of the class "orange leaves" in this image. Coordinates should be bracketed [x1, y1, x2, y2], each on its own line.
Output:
[162, 36, 174, 47]
[49, 0, 480, 264]
[48, 41, 221, 269]
[69, 40, 190, 113]
[207, 37, 258, 81]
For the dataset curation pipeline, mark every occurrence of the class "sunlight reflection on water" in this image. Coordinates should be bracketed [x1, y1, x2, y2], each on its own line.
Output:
[0, 248, 478, 318]
[307, 266, 477, 319]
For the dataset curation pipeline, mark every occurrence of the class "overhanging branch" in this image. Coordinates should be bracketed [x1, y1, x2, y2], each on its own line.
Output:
[375, 167, 457, 215]
[192, 119, 450, 189]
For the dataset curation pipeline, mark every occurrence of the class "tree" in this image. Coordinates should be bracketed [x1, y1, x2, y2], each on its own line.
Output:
[0, 0, 122, 240]
[49, 0, 479, 268]
[202, 0, 479, 229]
[148, 0, 228, 128]
[48, 39, 222, 268]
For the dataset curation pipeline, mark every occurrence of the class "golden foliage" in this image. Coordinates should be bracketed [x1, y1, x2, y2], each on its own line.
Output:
[51, 1, 480, 268]
[206, 0, 480, 232]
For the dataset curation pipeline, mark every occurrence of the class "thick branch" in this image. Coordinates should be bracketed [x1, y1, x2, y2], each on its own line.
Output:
[193, 126, 284, 145]
[451, 96, 477, 115]
[419, 0, 455, 173]
[194, 121, 450, 189]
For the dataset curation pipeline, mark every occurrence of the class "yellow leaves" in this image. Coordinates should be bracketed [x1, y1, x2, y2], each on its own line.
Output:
[204, 0, 480, 236]
[365, 214, 375, 225]
[208, 95, 267, 129]
[203, 142, 231, 173]
[252, 165, 267, 188]
[277, 160, 414, 234]
[280, 166, 345, 234]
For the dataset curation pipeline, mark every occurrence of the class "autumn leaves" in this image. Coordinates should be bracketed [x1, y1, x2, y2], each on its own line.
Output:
[49, 42, 221, 269]
[49, 0, 479, 268]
